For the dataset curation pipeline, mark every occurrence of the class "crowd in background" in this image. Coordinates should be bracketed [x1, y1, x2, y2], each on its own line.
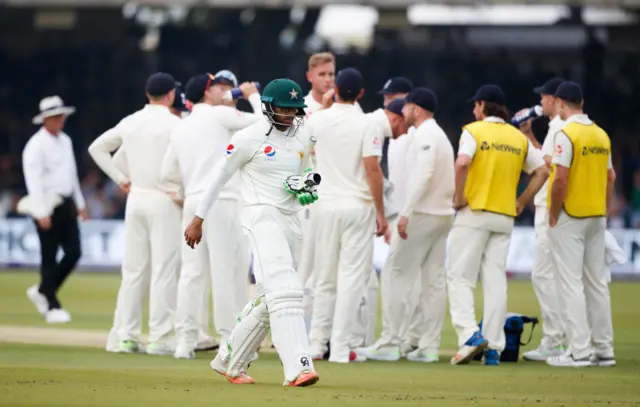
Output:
[1, 7, 639, 227]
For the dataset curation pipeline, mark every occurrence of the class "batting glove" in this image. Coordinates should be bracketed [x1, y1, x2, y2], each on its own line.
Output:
[283, 173, 322, 206]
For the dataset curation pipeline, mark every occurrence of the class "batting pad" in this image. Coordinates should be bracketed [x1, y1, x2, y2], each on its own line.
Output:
[226, 296, 269, 377]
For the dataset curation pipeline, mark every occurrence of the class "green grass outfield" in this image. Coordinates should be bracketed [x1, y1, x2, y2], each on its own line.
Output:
[1, 270, 639, 407]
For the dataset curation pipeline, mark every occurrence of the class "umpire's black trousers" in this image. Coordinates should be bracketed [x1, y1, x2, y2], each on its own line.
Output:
[34, 197, 82, 310]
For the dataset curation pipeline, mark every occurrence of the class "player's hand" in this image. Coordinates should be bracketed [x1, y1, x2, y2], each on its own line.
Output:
[515, 199, 525, 216]
[184, 217, 204, 249]
[375, 212, 388, 237]
[453, 195, 468, 211]
[78, 209, 88, 221]
[548, 212, 559, 228]
[397, 216, 409, 240]
[384, 227, 391, 244]
[240, 82, 259, 98]
[119, 180, 131, 194]
[321, 88, 335, 109]
[168, 192, 184, 207]
[37, 216, 52, 230]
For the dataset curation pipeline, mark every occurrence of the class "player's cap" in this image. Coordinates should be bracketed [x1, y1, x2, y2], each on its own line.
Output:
[405, 87, 438, 113]
[185, 73, 213, 104]
[554, 81, 583, 104]
[468, 84, 505, 105]
[378, 77, 413, 95]
[212, 70, 238, 88]
[145, 72, 176, 97]
[173, 82, 190, 112]
[335, 68, 364, 99]
[385, 98, 405, 116]
[534, 77, 565, 96]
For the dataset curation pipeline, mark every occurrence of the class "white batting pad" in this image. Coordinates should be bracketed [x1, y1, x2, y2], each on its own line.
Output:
[226, 296, 270, 377]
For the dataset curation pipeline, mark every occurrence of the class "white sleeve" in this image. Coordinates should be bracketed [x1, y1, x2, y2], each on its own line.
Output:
[194, 133, 253, 219]
[400, 131, 436, 217]
[608, 153, 613, 170]
[160, 139, 182, 187]
[551, 131, 573, 168]
[67, 138, 86, 211]
[247, 93, 262, 114]
[522, 140, 545, 174]
[362, 120, 383, 158]
[457, 130, 477, 159]
[22, 140, 50, 218]
[217, 106, 262, 133]
[112, 147, 129, 178]
[541, 131, 555, 157]
[88, 122, 128, 184]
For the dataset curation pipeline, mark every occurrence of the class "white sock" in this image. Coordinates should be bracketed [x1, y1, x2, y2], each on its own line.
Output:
[269, 307, 315, 382]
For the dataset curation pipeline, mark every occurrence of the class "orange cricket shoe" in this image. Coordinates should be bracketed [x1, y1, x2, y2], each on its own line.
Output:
[285, 370, 320, 387]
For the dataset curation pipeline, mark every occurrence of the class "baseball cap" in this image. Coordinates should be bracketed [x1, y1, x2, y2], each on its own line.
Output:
[335, 68, 364, 99]
[534, 77, 565, 95]
[185, 74, 213, 104]
[554, 81, 583, 104]
[145, 72, 176, 97]
[173, 82, 190, 112]
[468, 84, 505, 105]
[405, 87, 438, 113]
[385, 98, 405, 116]
[378, 77, 413, 95]
[212, 70, 238, 88]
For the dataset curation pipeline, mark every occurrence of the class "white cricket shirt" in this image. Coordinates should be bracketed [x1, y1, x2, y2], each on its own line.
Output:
[88, 104, 181, 193]
[456, 116, 545, 233]
[306, 103, 382, 202]
[304, 91, 363, 117]
[367, 108, 392, 140]
[533, 115, 564, 207]
[22, 127, 86, 218]
[400, 119, 455, 217]
[161, 97, 262, 201]
[195, 119, 316, 218]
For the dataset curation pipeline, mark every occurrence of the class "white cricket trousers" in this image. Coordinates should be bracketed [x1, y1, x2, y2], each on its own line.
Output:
[242, 205, 314, 382]
[174, 195, 249, 349]
[298, 207, 316, 332]
[532, 206, 566, 347]
[447, 225, 510, 351]
[380, 214, 452, 350]
[113, 188, 181, 344]
[308, 198, 376, 363]
[548, 212, 614, 359]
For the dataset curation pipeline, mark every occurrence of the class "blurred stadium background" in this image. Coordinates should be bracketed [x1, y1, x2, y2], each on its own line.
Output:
[1, 0, 640, 276]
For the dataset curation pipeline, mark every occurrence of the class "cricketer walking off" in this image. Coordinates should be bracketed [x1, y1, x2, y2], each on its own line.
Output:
[448, 84, 548, 366]
[184, 78, 320, 387]
[89, 73, 182, 355]
[545, 82, 616, 368]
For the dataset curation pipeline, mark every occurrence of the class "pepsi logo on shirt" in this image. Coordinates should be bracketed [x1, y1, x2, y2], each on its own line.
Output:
[226, 144, 235, 155]
[264, 145, 276, 161]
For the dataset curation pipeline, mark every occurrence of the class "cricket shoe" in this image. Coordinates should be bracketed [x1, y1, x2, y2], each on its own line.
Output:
[174, 343, 195, 360]
[482, 350, 500, 366]
[45, 308, 71, 324]
[209, 354, 255, 384]
[590, 354, 616, 367]
[284, 370, 319, 387]
[400, 343, 418, 358]
[546, 354, 592, 367]
[354, 342, 400, 362]
[26, 285, 48, 315]
[451, 331, 489, 365]
[523, 343, 566, 361]
[117, 339, 145, 354]
[146, 342, 174, 356]
[406, 348, 439, 363]
[195, 336, 220, 352]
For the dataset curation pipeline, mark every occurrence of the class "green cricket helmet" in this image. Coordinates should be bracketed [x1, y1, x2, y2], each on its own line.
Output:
[261, 78, 307, 131]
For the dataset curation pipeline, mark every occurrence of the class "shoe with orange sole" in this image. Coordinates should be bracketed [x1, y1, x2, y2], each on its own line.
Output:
[284, 370, 320, 387]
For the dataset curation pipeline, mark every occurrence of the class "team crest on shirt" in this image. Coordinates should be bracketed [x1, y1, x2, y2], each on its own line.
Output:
[226, 144, 235, 155]
[373, 136, 381, 146]
[298, 150, 304, 160]
[264, 145, 276, 161]
[556, 144, 563, 154]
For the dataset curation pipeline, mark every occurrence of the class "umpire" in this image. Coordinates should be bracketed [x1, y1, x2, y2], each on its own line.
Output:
[21, 96, 87, 324]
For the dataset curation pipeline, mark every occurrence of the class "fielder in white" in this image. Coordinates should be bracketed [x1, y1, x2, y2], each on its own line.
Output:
[518, 77, 569, 361]
[545, 82, 616, 368]
[162, 72, 262, 359]
[306, 68, 388, 363]
[448, 84, 548, 366]
[184, 78, 320, 387]
[357, 88, 454, 363]
[89, 72, 182, 355]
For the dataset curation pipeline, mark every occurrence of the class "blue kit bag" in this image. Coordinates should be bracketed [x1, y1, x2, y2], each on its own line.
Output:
[473, 313, 539, 362]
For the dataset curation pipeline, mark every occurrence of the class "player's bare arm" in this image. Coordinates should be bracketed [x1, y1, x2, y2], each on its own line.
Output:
[453, 155, 471, 210]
